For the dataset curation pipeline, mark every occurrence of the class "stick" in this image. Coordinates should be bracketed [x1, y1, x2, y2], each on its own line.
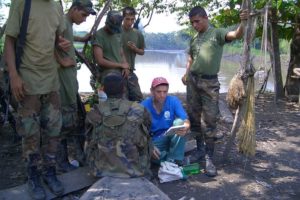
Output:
[82, 0, 113, 53]
[223, 107, 241, 162]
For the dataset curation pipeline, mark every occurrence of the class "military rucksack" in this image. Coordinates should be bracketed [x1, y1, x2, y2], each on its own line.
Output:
[85, 98, 152, 178]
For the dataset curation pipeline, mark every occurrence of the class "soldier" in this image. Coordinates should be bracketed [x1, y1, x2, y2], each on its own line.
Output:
[183, 6, 248, 177]
[121, 6, 145, 102]
[92, 10, 130, 96]
[55, 0, 96, 172]
[4, 1, 70, 199]
[85, 72, 153, 178]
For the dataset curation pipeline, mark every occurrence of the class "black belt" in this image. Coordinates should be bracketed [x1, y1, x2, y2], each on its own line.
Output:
[190, 72, 218, 80]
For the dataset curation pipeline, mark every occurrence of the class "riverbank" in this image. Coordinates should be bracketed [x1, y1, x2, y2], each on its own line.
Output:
[0, 92, 299, 199]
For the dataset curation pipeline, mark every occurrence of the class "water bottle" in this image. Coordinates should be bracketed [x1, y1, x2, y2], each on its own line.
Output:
[173, 118, 184, 126]
[98, 90, 107, 102]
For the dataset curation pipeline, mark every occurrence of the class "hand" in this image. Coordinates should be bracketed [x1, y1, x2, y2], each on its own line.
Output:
[175, 121, 190, 136]
[293, 68, 300, 76]
[181, 73, 187, 85]
[121, 62, 129, 70]
[240, 9, 249, 21]
[9, 73, 25, 102]
[58, 36, 71, 52]
[127, 41, 137, 52]
[122, 68, 130, 78]
[152, 146, 160, 160]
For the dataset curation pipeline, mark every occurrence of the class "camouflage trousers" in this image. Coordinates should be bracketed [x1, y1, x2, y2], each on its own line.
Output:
[188, 72, 220, 139]
[125, 71, 143, 102]
[16, 91, 62, 167]
[186, 77, 201, 132]
[60, 104, 84, 163]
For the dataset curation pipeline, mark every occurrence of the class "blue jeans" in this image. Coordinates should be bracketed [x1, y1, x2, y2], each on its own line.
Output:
[153, 135, 186, 163]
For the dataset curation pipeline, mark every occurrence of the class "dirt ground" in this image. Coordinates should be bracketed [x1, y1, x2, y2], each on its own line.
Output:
[0, 92, 299, 200]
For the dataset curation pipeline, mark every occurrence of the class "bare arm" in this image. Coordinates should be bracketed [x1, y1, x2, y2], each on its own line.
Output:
[4, 35, 25, 101]
[182, 55, 193, 85]
[93, 45, 129, 70]
[55, 50, 76, 68]
[120, 48, 130, 78]
[225, 9, 249, 41]
[127, 41, 144, 55]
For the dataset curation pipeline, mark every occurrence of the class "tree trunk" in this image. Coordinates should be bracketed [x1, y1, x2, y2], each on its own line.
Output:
[284, 25, 300, 101]
[270, 8, 285, 100]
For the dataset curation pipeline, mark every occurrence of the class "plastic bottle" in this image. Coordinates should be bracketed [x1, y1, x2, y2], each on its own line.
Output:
[182, 163, 201, 175]
[98, 90, 107, 102]
[173, 118, 184, 126]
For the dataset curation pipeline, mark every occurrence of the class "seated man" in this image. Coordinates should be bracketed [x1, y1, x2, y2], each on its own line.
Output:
[141, 77, 190, 165]
[84, 72, 153, 178]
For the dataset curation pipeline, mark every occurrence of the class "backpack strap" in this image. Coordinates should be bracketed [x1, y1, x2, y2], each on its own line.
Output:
[15, 0, 32, 70]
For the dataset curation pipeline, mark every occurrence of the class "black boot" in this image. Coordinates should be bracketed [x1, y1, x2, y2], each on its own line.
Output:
[193, 135, 206, 162]
[73, 136, 86, 166]
[56, 139, 77, 172]
[27, 162, 46, 200]
[43, 166, 64, 196]
[205, 139, 217, 177]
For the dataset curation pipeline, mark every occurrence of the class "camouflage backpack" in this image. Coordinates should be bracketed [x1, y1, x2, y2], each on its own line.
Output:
[85, 98, 152, 178]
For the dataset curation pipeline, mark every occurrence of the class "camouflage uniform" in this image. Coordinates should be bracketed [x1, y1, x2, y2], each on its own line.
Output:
[17, 92, 62, 168]
[85, 98, 153, 178]
[126, 72, 143, 102]
[187, 24, 228, 177]
[188, 73, 220, 138]
[186, 74, 202, 136]
[4, 1, 66, 197]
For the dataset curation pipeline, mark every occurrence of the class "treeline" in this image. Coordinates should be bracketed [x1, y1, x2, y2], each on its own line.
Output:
[143, 31, 290, 54]
[143, 31, 190, 50]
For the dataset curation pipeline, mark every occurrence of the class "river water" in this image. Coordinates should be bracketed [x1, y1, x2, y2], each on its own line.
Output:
[77, 50, 281, 93]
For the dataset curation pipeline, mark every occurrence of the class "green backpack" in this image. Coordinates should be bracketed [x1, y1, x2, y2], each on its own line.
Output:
[85, 98, 152, 178]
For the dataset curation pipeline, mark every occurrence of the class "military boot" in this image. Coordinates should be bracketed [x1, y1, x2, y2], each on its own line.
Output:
[195, 136, 206, 161]
[27, 156, 46, 200]
[190, 135, 206, 163]
[43, 166, 64, 195]
[73, 136, 86, 166]
[56, 139, 77, 172]
[204, 138, 217, 177]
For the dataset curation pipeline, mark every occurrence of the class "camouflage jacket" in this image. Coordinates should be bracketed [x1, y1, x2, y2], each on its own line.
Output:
[85, 98, 153, 178]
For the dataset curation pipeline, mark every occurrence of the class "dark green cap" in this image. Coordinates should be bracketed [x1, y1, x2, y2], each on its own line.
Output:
[72, 0, 96, 15]
[105, 10, 123, 34]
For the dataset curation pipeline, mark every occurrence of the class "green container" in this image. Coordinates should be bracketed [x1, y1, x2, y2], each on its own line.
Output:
[182, 163, 201, 176]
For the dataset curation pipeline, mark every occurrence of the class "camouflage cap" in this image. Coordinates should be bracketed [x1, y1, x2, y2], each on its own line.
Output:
[105, 10, 123, 34]
[72, 0, 96, 15]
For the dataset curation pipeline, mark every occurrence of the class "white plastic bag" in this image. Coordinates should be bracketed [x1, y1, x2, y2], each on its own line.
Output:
[158, 161, 184, 183]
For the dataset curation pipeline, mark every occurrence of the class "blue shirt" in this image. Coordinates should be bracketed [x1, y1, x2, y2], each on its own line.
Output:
[141, 96, 188, 139]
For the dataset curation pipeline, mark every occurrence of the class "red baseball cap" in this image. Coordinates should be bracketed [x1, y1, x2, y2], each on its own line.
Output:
[151, 77, 169, 88]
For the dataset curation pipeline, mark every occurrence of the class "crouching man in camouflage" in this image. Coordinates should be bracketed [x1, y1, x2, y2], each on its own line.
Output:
[85, 72, 153, 178]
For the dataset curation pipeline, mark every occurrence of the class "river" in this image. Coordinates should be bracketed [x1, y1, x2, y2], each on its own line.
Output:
[77, 50, 286, 93]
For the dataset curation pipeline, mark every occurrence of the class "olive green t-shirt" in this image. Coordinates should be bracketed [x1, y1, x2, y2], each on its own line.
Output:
[189, 27, 227, 75]
[5, 0, 65, 95]
[91, 28, 122, 82]
[58, 15, 78, 106]
[121, 28, 145, 70]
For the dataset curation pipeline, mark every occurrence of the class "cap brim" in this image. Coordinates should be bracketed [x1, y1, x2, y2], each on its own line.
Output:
[85, 7, 96, 15]
[108, 25, 122, 34]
